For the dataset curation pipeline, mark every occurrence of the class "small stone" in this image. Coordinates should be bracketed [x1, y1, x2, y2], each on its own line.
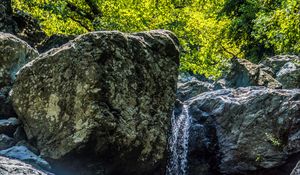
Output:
[0, 134, 15, 150]
[0, 145, 51, 171]
[0, 117, 20, 136]
[13, 126, 27, 141]
[16, 140, 40, 155]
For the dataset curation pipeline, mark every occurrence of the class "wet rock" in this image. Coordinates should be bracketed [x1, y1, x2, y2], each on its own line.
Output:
[0, 134, 15, 150]
[12, 30, 180, 174]
[15, 140, 40, 155]
[0, 145, 51, 171]
[226, 58, 282, 89]
[0, 155, 50, 175]
[176, 72, 220, 102]
[0, 117, 20, 136]
[187, 87, 300, 174]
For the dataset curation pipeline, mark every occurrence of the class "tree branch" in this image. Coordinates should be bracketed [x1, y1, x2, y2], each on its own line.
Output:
[220, 44, 242, 60]
[84, 0, 102, 17]
[68, 15, 92, 31]
[66, 1, 94, 21]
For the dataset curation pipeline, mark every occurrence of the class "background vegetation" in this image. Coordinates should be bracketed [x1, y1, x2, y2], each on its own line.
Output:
[12, 0, 300, 78]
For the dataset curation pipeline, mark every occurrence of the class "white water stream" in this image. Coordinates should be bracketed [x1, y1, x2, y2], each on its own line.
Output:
[166, 104, 191, 175]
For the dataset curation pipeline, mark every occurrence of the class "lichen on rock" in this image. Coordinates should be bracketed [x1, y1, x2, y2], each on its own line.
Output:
[11, 30, 180, 174]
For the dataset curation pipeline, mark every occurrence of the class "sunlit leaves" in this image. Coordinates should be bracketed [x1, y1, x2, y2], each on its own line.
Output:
[253, 0, 300, 54]
[13, 0, 240, 78]
[221, 0, 300, 62]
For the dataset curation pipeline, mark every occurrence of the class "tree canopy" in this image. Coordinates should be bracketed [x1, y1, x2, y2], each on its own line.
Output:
[12, 0, 300, 78]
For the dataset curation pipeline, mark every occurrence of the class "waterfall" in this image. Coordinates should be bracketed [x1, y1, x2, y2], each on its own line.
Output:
[166, 104, 191, 175]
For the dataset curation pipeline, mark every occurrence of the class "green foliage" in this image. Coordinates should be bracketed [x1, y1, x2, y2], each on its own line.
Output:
[265, 132, 281, 147]
[255, 154, 262, 162]
[253, 0, 300, 56]
[220, 0, 300, 63]
[12, 0, 299, 78]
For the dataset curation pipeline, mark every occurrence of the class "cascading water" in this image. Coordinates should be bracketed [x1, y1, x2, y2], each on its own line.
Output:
[166, 104, 191, 175]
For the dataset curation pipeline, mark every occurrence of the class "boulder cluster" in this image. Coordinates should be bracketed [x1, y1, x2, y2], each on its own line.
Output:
[0, 1, 299, 175]
[177, 55, 300, 175]
[0, 30, 180, 174]
[0, 30, 180, 175]
[0, 2, 180, 174]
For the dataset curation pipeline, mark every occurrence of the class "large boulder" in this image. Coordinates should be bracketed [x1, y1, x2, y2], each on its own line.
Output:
[11, 30, 180, 174]
[185, 87, 300, 174]
[226, 58, 282, 89]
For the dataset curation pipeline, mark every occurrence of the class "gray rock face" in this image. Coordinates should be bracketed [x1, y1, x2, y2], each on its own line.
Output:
[291, 161, 300, 175]
[276, 62, 300, 89]
[0, 33, 38, 118]
[226, 58, 282, 89]
[186, 87, 300, 174]
[177, 80, 214, 102]
[37, 34, 76, 53]
[12, 30, 180, 174]
[176, 72, 221, 102]
[258, 55, 300, 89]
[261, 55, 300, 75]
[0, 155, 49, 175]
[0, 32, 38, 88]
